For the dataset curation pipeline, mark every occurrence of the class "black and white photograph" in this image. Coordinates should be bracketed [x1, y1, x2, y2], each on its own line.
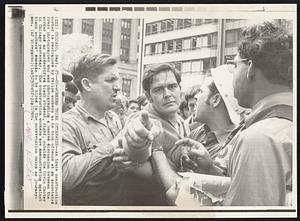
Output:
[5, 4, 297, 219]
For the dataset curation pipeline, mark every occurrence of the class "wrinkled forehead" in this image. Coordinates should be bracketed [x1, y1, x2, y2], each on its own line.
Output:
[150, 70, 177, 88]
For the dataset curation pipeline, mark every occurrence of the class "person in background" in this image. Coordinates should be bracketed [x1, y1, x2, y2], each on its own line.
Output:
[62, 81, 78, 113]
[178, 99, 190, 120]
[136, 93, 149, 110]
[110, 93, 128, 128]
[127, 99, 140, 116]
[62, 70, 73, 112]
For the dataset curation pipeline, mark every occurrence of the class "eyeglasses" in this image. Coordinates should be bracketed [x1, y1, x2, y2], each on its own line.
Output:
[226, 59, 249, 68]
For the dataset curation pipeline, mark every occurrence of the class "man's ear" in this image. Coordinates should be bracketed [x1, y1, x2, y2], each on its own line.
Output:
[81, 78, 92, 92]
[210, 93, 222, 108]
[246, 60, 255, 80]
[145, 91, 153, 103]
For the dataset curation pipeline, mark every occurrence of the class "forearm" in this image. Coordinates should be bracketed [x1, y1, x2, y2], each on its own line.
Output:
[132, 160, 153, 179]
[194, 163, 225, 176]
[151, 151, 180, 192]
[62, 142, 115, 192]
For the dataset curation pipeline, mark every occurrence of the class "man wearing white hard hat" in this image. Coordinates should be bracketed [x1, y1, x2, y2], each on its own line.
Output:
[187, 65, 249, 160]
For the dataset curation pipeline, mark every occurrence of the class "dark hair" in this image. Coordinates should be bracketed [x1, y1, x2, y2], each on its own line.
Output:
[203, 73, 222, 105]
[70, 53, 117, 91]
[238, 20, 292, 88]
[185, 85, 201, 102]
[65, 81, 78, 95]
[142, 63, 181, 93]
[136, 94, 148, 107]
[179, 99, 188, 113]
[128, 99, 138, 106]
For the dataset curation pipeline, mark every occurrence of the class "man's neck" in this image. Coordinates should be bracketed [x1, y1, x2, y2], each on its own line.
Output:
[205, 112, 233, 132]
[79, 99, 106, 120]
[250, 85, 292, 109]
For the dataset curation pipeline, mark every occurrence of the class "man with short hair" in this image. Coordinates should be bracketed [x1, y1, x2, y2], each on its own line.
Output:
[223, 21, 293, 205]
[121, 63, 189, 205]
[188, 71, 238, 160]
[62, 53, 161, 205]
[151, 21, 293, 206]
[138, 63, 190, 168]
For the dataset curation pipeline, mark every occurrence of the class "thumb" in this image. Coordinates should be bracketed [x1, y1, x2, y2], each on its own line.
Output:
[140, 111, 152, 130]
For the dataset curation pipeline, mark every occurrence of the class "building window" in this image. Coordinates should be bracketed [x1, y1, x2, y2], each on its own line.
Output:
[146, 24, 151, 35]
[122, 78, 131, 98]
[120, 48, 129, 63]
[203, 19, 218, 24]
[102, 19, 113, 54]
[191, 37, 197, 50]
[182, 61, 191, 74]
[225, 29, 241, 48]
[62, 19, 73, 35]
[184, 19, 192, 28]
[150, 44, 156, 55]
[120, 19, 131, 63]
[177, 19, 184, 29]
[203, 57, 217, 72]
[161, 21, 167, 32]
[195, 19, 203, 26]
[191, 60, 201, 73]
[152, 23, 158, 34]
[121, 19, 131, 29]
[82, 19, 94, 37]
[175, 39, 182, 52]
[166, 19, 174, 31]
[208, 32, 218, 48]
[183, 38, 191, 50]
[166, 40, 173, 53]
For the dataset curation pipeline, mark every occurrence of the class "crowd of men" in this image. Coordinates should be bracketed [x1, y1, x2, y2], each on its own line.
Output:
[61, 21, 293, 206]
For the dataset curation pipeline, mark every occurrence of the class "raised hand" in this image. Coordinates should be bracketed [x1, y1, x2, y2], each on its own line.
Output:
[125, 111, 162, 149]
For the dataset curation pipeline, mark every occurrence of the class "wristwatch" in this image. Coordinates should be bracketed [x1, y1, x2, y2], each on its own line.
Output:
[152, 145, 164, 153]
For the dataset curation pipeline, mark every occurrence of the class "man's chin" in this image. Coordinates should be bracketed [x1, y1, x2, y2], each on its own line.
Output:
[162, 107, 178, 115]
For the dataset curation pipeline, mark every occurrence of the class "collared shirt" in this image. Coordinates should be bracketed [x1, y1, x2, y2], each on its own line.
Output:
[62, 102, 126, 205]
[224, 92, 293, 206]
[189, 123, 236, 160]
[126, 103, 190, 169]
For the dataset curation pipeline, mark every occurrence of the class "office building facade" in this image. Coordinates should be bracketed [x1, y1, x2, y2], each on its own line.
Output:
[143, 19, 253, 91]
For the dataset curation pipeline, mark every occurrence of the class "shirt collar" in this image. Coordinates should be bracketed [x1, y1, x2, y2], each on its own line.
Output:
[245, 92, 293, 128]
[213, 124, 236, 140]
[147, 103, 182, 124]
[75, 102, 107, 126]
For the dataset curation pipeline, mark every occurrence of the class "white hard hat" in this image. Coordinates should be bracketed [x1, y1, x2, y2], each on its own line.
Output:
[210, 65, 250, 124]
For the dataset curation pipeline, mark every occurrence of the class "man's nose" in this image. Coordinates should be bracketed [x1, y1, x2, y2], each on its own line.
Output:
[163, 88, 171, 97]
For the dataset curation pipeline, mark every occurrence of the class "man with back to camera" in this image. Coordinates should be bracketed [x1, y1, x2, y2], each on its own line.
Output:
[62, 53, 162, 205]
[149, 21, 293, 206]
